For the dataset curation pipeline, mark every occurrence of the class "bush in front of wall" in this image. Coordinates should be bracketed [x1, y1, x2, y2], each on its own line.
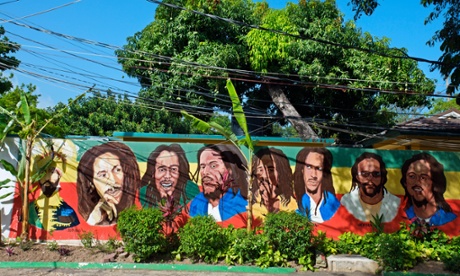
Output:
[225, 228, 270, 266]
[176, 215, 231, 263]
[117, 207, 167, 262]
[376, 232, 419, 272]
[263, 211, 315, 269]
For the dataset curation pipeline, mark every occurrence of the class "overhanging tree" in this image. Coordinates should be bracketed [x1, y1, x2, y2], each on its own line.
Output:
[116, 0, 435, 143]
[349, 0, 460, 95]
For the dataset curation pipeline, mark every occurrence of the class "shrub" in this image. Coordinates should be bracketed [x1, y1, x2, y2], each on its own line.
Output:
[57, 246, 71, 256]
[262, 211, 314, 268]
[225, 229, 269, 265]
[96, 236, 123, 253]
[47, 240, 59, 251]
[78, 231, 95, 248]
[336, 232, 364, 255]
[376, 233, 419, 271]
[442, 251, 460, 273]
[177, 215, 231, 263]
[117, 207, 167, 262]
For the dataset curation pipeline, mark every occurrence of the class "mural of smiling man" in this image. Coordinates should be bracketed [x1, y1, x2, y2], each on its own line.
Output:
[139, 144, 199, 209]
[76, 142, 140, 226]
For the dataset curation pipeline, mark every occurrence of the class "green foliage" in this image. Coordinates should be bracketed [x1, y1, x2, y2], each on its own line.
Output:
[117, 207, 168, 262]
[428, 98, 458, 114]
[254, 246, 288, 268]
[96, 236, 123, 253]
[351, 0, 460, 94]
[376, 233, 419, 272]
[225, 229, 270, 265]
[263, 211, 314, 266]
[117, 0, 435, 142]
[78, 231, 95, 249]
[336, 232, 364, 255]
[50, 90, 195, 136]
[370, 213, 384, 233]
[46, 240, 59, 251]
[176, 215, 231, 263]
[18, 239, 34, 251]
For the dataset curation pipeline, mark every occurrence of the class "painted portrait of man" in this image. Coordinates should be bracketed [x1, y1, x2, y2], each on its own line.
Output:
[251, 147, 295, 214]
[341, 152, 400, 223]
[294, 147, 340, 223]
[29, 139, 79, 232]
[76, 142, 140, 226]
[188, 144, 249, 228]
[400, 152, 457, 226]
[139, 144, 199, 210]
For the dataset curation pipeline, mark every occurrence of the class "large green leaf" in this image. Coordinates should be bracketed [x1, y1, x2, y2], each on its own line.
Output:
[226, 79, 253, 151]
[0, 159, 18, 177]
[19, 91, 31, 125]
[180, 110, 212, 133]
[0, 192, 13, 200]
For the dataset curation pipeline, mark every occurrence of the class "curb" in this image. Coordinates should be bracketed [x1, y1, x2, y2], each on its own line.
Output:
[383, 273, 453, 276]
[0, 262, 296, 274]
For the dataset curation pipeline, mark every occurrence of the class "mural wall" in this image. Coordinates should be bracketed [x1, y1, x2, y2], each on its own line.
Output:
[1, 137, 459, 241]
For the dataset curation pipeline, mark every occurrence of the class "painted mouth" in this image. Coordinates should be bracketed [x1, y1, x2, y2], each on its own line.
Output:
[160, 182, 173, 190]
[412, 186, 423, 193]
[105, 186, 122, 198]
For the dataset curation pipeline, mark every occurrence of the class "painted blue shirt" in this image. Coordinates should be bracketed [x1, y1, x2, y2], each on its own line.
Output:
[406, 206, 457, 226]
[189, 188, 247, 221]
[296, 191, 340, 222]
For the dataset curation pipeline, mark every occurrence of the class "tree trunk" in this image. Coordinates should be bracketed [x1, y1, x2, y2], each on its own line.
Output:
[21, 136, 33, 240]
[266, 85, 318, 140]
[246, 154, 253, 233]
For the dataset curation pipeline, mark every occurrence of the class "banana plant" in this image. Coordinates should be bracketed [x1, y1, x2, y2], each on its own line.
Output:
[181, 79, 256, 231]
[0, 88, 87, 239]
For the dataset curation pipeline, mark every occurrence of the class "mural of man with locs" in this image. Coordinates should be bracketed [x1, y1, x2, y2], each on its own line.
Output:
[400, 152, 457, 226]
[77, 142, 140, 226]
[341, 152, 400, 223]
[29, 140, 79, 232]
[188, 144, 249, 228]
[294, 147, 340, 223]
[139, 143, 199, 210]
[251, 147, 293, 213]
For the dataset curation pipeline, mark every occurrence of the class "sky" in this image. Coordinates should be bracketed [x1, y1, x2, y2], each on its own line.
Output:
[0, 0, 447, 108]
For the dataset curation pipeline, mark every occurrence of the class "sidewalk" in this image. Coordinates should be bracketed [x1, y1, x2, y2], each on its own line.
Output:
[0, 256, 452, 276]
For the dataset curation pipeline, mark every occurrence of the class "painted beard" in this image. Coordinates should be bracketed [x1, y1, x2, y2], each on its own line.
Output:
[306, 184, 320, 195]
[40, 180, 59, 198]
[202, 176, 222, 200]
[412, 197, 429, 208]
[358, 181, 383, 198]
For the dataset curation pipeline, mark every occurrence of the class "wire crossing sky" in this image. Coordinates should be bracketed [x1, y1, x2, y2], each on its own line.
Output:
[0, 0, 446, 111]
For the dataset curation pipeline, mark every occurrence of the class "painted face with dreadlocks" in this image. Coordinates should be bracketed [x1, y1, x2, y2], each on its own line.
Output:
[199, 148, 230, 201]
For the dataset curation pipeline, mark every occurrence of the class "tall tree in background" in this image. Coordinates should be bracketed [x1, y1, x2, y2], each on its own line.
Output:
[116, 0, 435, 143]
[0, 26, 20, 93]
[50, 90, 196, 136]
[350, 0, 460, 95]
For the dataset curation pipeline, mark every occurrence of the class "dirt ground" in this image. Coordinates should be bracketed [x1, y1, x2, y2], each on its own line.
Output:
[0, 243, 455, 274]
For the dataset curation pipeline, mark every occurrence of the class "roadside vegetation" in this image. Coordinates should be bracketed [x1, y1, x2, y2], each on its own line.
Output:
[116, 209, 460, 273]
